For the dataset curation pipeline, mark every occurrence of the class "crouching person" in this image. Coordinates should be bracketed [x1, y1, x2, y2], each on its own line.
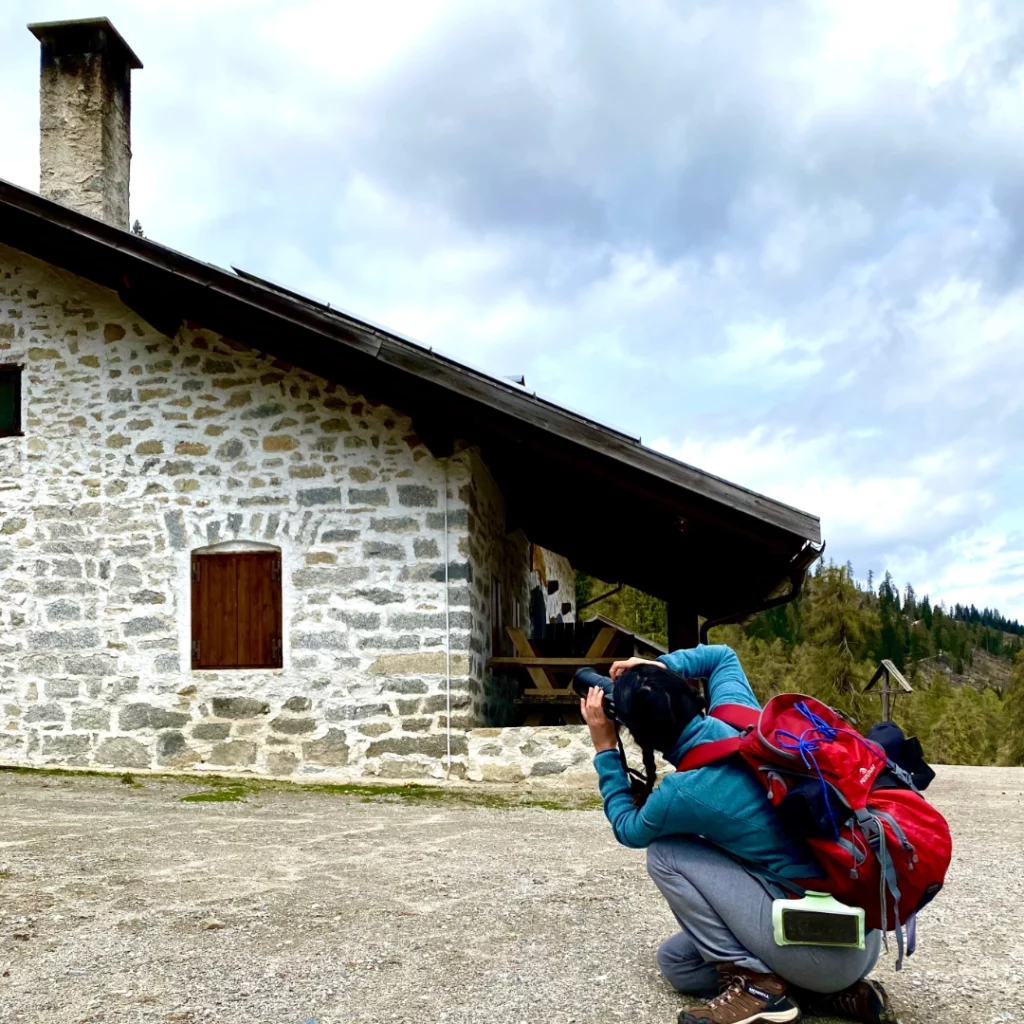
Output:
[580, 645, 894, 1024]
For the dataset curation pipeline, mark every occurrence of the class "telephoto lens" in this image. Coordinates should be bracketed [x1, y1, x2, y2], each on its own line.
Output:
[572, 667, 618, 721]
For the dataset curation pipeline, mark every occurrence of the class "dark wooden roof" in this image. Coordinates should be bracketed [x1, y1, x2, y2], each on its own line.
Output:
[589, 614, 669, 657]
[0, 178, 821, 616]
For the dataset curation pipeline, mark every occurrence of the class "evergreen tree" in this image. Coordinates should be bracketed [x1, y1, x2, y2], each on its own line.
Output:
[978, 687, 1005, 765]
[795, 564, 873, 717]
[878, 572, 901, 613]
[920, 595, 933, 629]
[950, 603, 1024, 636]
[574, 572, 595, 613]
[907, 622, 931, 664]
[576, 575, 667, 647]
[1004, 653, 1024, 766]
[928, 688, 989, 764]
[618, 586, 668, 644]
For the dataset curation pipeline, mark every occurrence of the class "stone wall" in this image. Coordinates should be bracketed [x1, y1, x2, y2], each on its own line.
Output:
[463, 453, 578, 727]
[531, 545, 576, 623]
[466, 726, 657, 785]
[0, 243, 574, 779]
[464, 451, 527, 726]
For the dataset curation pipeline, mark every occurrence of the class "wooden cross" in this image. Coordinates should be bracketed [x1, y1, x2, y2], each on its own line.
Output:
[864, 659, 913, 721]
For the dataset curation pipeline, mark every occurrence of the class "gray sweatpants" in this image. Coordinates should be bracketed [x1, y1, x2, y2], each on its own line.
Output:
[646, 837, 881, 996]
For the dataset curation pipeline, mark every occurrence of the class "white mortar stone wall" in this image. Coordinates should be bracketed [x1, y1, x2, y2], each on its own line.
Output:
[463, 451, 577, 727]
[531, 546, 576, 623]
[467, 726, 655, 784]
[0, 243, 572, 779]
[465, 451, 525, 726]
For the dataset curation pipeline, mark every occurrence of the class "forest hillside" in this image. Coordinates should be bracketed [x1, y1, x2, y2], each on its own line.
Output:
[575, 564, 1024, 767]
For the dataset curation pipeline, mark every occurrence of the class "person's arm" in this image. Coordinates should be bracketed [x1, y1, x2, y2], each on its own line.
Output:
[580, 685, 690, 848]
[593, 749, 679, 848]
[657, 644, 759, 711]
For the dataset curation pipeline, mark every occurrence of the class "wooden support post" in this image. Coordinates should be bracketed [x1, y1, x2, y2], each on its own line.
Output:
[665, 533, 699, 653]
[666, 598, 700, 653]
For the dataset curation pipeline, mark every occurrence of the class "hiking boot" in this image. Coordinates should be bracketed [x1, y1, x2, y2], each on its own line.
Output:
[792, 979, 897, 1024]
[678, 965, 801, 1024]
[676, 968, 737, 1015]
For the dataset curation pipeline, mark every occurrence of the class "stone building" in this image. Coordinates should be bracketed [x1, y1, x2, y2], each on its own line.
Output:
[0, 19, 821, 780]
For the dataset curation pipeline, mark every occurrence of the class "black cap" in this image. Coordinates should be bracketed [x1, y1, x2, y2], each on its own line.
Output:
[28, 17, 143, 70]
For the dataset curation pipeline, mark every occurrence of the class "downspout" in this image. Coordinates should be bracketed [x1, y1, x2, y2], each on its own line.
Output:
[443, 459, 452, 779]
[578, 583, 625, 613]
[697, 541, 824, 644]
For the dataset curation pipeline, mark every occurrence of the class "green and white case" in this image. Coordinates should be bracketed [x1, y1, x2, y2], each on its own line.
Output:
[772, 891, 866, 949]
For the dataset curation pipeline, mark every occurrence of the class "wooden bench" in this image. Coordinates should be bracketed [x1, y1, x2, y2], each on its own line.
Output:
[488, 625, 622, 725]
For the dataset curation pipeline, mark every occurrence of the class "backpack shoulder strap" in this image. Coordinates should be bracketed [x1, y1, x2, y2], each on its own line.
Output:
[676, 704, 761, 773]
[678, 736, 743, 772]
[709, 702, 761, 731]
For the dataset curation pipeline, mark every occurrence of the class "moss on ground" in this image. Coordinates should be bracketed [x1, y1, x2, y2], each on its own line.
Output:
[0, 765, 600, 811]
[174, 778, 600, 810]
[180, 787, 247, 803]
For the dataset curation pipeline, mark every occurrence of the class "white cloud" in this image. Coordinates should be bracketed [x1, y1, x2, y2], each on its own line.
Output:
[4, 0, 1024, 615]
[650, 426, 1010, 605]
[887, 527, 1024, 618]
[264, 0, 462, 83]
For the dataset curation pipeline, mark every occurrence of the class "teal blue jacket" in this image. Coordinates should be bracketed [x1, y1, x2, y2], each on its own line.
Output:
[594, 644, 820, 880]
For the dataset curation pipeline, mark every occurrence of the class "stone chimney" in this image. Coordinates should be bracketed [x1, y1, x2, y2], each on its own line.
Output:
[28, 17, 142, 229]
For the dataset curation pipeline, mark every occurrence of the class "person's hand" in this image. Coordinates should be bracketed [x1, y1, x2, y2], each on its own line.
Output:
[580, 687, 618, 753]
[609, 656, 660, 681]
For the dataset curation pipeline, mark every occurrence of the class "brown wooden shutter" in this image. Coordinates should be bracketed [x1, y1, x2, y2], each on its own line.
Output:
[191, 552, 282, 669]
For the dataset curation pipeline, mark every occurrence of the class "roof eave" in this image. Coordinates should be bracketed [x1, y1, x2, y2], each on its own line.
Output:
[0, 178, 821, 551]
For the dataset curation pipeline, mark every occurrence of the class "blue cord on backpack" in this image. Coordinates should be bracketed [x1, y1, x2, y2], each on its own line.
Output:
[775, 702, 842, 840]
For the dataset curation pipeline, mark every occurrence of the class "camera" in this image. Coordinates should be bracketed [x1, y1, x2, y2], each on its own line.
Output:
[572, 667, 618, 722]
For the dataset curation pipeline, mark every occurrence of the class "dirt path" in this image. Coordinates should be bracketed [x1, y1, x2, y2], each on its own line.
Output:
[0, 765, 1021, 1023]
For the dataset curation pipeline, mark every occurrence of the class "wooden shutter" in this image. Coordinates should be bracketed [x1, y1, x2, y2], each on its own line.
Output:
[191, 552, 282, 669]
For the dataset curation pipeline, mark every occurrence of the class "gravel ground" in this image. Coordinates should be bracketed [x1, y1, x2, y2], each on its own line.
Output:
[0, 764, 1021, 1024]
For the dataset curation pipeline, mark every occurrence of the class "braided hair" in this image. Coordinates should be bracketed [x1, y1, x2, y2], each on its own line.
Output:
[613, 662, 705, 808]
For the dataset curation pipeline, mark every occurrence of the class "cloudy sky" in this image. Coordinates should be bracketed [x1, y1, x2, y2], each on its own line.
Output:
[3, 0, 1024, 616]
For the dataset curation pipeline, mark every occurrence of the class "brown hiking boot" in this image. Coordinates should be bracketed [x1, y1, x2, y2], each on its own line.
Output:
[678, 965, 801, 1024]
[792, 979, 897, 1024]
[676, 968, 738, 1014]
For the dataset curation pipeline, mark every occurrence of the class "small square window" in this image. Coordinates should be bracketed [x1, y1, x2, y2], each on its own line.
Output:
[191, 551, 283, 669]
[0, 366, 22, 437]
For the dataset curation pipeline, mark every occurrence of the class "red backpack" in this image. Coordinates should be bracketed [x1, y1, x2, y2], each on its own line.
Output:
[678, 693, 952, 969]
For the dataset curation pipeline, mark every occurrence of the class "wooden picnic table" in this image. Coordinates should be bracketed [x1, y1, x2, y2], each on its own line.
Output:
[489, 625, 622, 725]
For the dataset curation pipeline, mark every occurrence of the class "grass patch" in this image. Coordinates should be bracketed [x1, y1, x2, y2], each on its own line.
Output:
[2, 765, 600, 812]
[180, 787, 247, 804]
[177, 780, 599, 811]
[0, 765, 111, 781]
[298, 781, 600, 811]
